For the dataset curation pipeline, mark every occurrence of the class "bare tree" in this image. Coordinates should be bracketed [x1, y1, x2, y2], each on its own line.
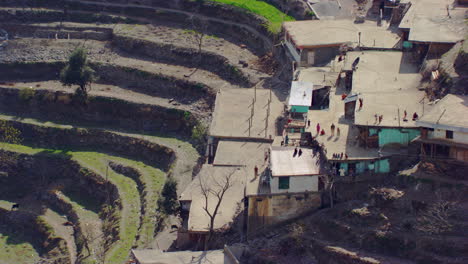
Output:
[184, 15, 208, 78]
[198, 169, 237, 250]
[416, 196, 458, 235]
[320, 173, 335, 208]
[81, 223, 107, 264]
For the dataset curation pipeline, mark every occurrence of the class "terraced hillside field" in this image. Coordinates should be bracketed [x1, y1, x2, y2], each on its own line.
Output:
[0, 0, 290, 263]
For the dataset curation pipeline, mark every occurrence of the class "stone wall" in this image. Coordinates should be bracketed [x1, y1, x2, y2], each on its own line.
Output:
[0, 0, 273, 52]
[3, 119, 175, 171]
[0, 8, 138, 24]
[64, 0, 271, 37]
[0, 207, 71, 264]
[0, 61, 216, 105]
[247, 192, 321, 234]
[92, 62, 217, 101]
[0, 86, 197, 137]
[1, 23, 112, 41]
[112, 36, 252, 87]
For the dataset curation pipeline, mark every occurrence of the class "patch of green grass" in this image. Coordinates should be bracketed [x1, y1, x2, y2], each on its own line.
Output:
[109, 157, 165, 248]
[208, 0, 295, 33]
[68, 152, 140, 264]
[0, 225, 40, 264]
[0, 143, 142, 264]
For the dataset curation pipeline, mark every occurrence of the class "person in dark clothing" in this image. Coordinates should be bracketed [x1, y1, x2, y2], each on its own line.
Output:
[331, 123, 336, 136]
[307, 120, 311, 127]
[412, 112, 419, 121]
[293, 147, 298, 157]
[298, 149, 303, 157]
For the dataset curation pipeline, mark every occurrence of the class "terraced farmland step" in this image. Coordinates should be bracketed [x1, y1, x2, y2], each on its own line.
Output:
[0, 38, 233, 92]
[0, 144, 143, 264]
[0, 113, 199, 193]
[1, 81, 209, 116]
[1, 13, 271, 85]
[53, 191, 105, 264]
[0, 202, 41, 264]
[42, 208, 77, 264]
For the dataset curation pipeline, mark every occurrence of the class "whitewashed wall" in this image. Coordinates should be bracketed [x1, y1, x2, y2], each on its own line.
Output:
[429, 129, 468, 144]
[271, 176, 318, 193]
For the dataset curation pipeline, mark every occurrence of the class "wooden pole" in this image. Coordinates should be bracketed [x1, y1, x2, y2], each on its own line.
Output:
[398, 108, 401, 127]
[254, 84, 257, 102]
[265, 99, 271, 138]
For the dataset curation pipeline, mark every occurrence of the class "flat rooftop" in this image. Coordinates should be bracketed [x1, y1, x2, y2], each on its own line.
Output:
[399, 0, 466, 43]
[306, 94, 383, 160]
[310, 0, 354, 20]
[270, 146, 321, 176]
[210, 88, 283, 140]
[299, 64, 406, 160]
[416, 94, 468, 132]
[213, 140, 270, 167]
[298, 67, 339, 88]
[214, 140, 272, 197]
[185, 165, 246, 233]
[288, 81, 313, 106]
[283, 20, 401, 49]
[343, 51, 432, 128]
[131, 249, 233, 264]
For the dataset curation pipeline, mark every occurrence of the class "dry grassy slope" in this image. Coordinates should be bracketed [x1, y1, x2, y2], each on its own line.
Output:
[242, 163, 468, 264]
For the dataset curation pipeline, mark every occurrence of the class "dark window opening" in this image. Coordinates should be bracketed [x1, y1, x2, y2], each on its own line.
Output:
[446, 130, 453, 139]
[278, 177, 290, 189]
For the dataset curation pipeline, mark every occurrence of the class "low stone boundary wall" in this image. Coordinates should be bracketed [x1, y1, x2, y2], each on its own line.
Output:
[0, 86, 198, 138]
[1, 23, 113, 41]
[2, 118, 175, 171]
[112, 36, 251, 87]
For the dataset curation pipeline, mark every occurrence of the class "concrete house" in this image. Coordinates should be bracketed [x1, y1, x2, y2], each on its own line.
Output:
[287, 81, 312, 134]
[269, 147, 322, 193]
[397, 0, 466, 59]
[301, 51, 434, 177]
[415, 94, 468, 163]
[342, 51, 427, 149]
[245, 146, 322, 233]
[283, 20, 401, 67]
[177, 164, 247, 248]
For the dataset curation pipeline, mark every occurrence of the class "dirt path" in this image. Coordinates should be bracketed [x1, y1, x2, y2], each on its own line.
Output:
[42, 209, 77, 264]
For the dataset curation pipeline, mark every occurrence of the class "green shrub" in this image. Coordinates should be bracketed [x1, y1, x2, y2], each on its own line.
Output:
[158, 177, 179, 214]
[191, 123, 207, 143]
[19, 87, 35, 101]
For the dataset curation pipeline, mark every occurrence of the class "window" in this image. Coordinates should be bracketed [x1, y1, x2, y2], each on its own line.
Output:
[446, 130, 453, 139]
[278, 177, 290, 189]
